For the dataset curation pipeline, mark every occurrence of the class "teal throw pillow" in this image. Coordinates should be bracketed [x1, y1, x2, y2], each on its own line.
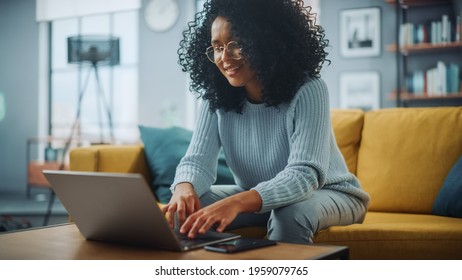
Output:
[432, 154, 462, 218]
[138, 125, 235, 203]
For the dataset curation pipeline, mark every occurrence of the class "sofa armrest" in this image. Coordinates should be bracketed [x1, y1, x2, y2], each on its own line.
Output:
[69, 145, 152, 182]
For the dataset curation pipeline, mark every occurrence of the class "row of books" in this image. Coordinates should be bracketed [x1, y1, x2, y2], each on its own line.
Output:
[405, 62, 460, 96]
[400, 14, 461, 46]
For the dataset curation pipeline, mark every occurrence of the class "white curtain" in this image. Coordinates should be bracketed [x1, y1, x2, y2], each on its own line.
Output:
[36, 0, 141, 21]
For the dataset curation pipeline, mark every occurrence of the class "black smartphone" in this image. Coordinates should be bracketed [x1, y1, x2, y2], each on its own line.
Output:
[204, 238, 277, 253]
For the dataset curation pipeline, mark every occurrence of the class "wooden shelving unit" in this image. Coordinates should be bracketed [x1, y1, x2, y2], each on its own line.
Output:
[386, 0, 462, 107]
[26, 136, 91, 197]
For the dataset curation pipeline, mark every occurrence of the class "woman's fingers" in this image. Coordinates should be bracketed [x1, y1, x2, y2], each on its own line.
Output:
[162, 203, 177, 228]
[181, 210, 233, 238]
[215, 218, 229, 233]
[176, 200, 186, 226]
[177, 195, 201, 227]
[185, 212, 211, 238]
[187, 195, 201, 215]
[199, 216, 223, 234]
[164, 183, 201, 229]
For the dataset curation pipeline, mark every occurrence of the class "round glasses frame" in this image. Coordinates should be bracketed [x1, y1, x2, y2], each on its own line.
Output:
[205, 41, 243, 63]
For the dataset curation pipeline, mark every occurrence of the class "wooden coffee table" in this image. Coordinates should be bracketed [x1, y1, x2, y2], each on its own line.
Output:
[0, 224, 348, 260]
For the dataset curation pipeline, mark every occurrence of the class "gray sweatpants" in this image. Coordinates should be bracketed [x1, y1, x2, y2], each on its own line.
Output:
[200, 185, 368, 244]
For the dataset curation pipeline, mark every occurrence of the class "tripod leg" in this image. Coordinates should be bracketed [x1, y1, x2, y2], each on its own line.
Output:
[93, 64, 115, 143]
[43, 189, 56, 226]
[96, 70, 104, 143]
[59, 66, 93, 169]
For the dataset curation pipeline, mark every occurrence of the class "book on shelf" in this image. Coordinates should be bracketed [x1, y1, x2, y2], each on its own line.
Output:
[448, 64, 460, 93]
[456, 15, 461, 42]
[441, 14, 450, 43]
[399, 13, 461, 47]
[454, 15, 462, 42]
[406, 62, 460, 96]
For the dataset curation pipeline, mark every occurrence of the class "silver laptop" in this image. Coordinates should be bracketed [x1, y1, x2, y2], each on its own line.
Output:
[43, 170, 240, 251]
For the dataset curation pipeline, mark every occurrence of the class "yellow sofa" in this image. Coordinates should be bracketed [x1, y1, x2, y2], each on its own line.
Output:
[70, 107, 462, 260]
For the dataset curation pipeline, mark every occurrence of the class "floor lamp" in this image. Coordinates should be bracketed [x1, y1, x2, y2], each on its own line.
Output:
[65, 35, 120, 146]
[43, 35, 120, 226]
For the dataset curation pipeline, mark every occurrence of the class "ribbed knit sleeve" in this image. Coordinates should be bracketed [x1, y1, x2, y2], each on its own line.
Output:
[171, 102, 221, 197]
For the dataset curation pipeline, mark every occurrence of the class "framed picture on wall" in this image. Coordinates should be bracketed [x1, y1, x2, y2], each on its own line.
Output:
[339, 71, 380, 111]
[340, 7, 381, 58]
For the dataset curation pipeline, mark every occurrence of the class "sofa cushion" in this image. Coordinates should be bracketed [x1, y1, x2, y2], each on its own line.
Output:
[331, 109, 364, 175]
[314, 212, 462, 259]
[433, 154, 462, 218]
[357, 107, 462, 214]
[139, 125, 235, 203]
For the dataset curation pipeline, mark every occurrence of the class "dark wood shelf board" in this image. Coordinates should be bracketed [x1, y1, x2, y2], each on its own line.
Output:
[386, 0, 453, 8]
[387, 42, 462, 55]
[389, 92, 462, 101]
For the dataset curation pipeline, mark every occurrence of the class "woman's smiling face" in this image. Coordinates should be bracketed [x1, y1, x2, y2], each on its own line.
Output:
[210, 16, 262, 102]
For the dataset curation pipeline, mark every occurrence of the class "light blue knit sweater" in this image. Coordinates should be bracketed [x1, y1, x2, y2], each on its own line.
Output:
[172, 78, 370, 213]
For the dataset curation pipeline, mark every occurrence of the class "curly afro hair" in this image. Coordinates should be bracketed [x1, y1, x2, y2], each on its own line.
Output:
[178, 0, 329, 113]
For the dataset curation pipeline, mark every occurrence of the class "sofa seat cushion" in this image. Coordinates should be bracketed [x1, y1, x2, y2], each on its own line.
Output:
[313, 212, 462, 260]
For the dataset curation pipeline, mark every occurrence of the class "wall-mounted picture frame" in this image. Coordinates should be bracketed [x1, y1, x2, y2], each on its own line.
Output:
[340, 71, 380, 111]
[340, 7, 381, 58]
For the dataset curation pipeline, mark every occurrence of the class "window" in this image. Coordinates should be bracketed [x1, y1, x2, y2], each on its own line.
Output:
[50, 11, 139, 143]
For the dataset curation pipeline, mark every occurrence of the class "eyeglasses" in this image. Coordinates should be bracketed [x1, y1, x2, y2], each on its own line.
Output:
[205, 41, 243, 63]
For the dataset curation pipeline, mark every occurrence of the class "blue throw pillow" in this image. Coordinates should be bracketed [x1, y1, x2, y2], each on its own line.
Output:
[432, 154, 462, 218]
[138, 125, 235, 203]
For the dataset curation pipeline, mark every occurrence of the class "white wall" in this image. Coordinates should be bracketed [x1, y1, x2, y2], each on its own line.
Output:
[320, 0, 397, 109]
[137, 0, 196, 129]
[0, 0, 39, 192]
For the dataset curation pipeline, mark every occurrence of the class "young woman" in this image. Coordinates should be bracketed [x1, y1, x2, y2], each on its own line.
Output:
[163, 0, 370, 244]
